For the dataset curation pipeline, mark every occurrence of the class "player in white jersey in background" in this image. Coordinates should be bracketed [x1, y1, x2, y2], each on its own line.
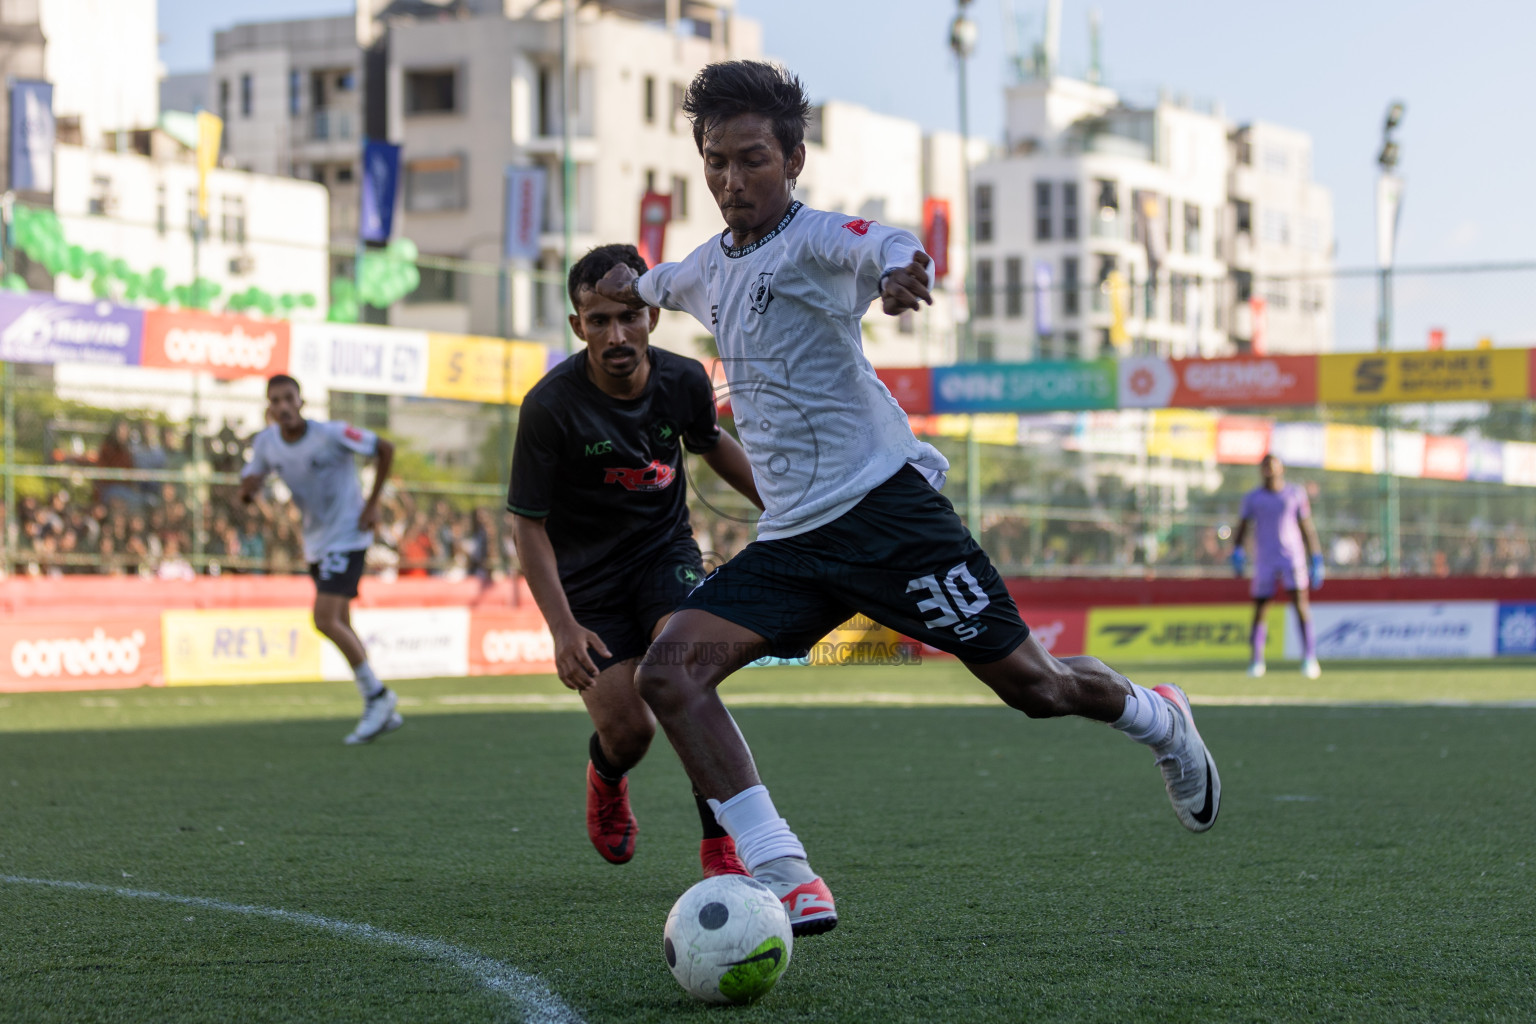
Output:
[240, 374, 402, 745]
[596, 61, 1222, 937]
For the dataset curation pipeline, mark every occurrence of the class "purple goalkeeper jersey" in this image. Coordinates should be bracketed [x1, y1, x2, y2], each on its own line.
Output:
[1240, 483, 1311, 570]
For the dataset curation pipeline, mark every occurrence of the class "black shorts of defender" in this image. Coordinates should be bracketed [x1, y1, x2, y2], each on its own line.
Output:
[309, 548, 367, 599]
[571, 536, 706, 673]
[675, 465, 1030, 664]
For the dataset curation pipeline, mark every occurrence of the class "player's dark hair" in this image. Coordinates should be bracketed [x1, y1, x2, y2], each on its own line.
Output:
[683, 60, 812, 158]
[567, 244, 649, 310]
[267, 374, 300, 395]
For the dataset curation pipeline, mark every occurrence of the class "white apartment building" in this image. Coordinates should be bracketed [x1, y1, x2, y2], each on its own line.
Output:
[211, 16, 366, 282]
[1227, 121, 1334, 354]
[49, 141, 330, 430]
[971, 75, 1334, 360]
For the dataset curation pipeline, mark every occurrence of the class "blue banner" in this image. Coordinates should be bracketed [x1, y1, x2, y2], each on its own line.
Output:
[1497, 603, 1536, 656]
[932, 360, 1117, 413]
[9, 80, 54, 192]
[359, 139, 402, 243]
[503, 165, 546, 261]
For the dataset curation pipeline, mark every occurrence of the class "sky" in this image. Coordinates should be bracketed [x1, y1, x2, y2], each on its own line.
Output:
[160, 0, 1536, 348]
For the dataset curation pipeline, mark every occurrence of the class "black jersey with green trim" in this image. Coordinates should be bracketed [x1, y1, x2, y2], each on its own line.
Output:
[507, 347, 720, 603]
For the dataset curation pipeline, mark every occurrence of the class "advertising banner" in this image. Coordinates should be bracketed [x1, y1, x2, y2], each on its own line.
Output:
[1117, 356, 1174, 409]
[9, 79, 55, 193]
[1120, 355, 1318, 410]
[1147, 409, 1217, 462]
[141, 309, 290, 379]
[932, 360, 1116, 413]
[290, 322, 429, 397]
[162, 608, 324, 685]
[1388, 429, 1426, 479]
[1322, 423, 1382, 474]
[1319, 349, 1529, 405]
[1267, 421, 1326, 468]
[1422, 435, 1469, 481]
[1495, 603, 1536, 656]
[1290, 602, 1498, 660]
[504, 165, 547, 261]
[636, 190, 672, 268]
[1086, 604, 1285, 663]
[321, 608, 469, 681]
[922, 198, 950, 282]
[1011, 605, 1086, 657]
[360, 139, 402, 244]
[426, 332, 511, 403]
[507, 340, 550, 404]
[0, 293, 142, 366]
[1466, 439, 1504, 483]
[875, 366, 932, 415]
[470, 608, 556, 676]
[1215, 416, 1273, 464]
[0, 615, 161, 692]
[1504, 441, 1536, 488]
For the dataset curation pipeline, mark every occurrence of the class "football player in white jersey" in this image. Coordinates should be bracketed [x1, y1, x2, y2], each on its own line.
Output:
[240, 374, 401, 745]
[596, 61, 1221, 936]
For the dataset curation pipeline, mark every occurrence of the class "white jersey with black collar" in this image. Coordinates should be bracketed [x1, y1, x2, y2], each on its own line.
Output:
[637, 202, 948, 541]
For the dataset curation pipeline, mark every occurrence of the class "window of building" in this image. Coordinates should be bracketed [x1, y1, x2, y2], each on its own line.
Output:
[1034, 180, 1052, 241]
[221, 195, 246, 245]
[240, 74, 252, 118]
[155, 185, 167, 237]
[405, 69, 457, 115]
[643, 75, 656, 124]
[337, 71, 355, 92]
[1062, 256, 1080, 316]
[1265, 280, 1289, 309]
[1236, 137, 1252, 165]
[1062, 181, 1079, 239]
[1262, 144, 1289, 177]
[406, 264, 457, 304]
[1184, 203, 1202, 255]
[973, 258, 995, 318]
[335, 164, 353, 184]
[186, 189, 201, 236]
[1170, 272, 1187, 324]
[1143, 270, 1157, 319]
[1004, 257, 1024, 318]
[404, 154, 467, 212]
[644, 168, 657, 193]
[670, 82, 685, 133]
[671, 174, 688, 218]
[1093, 178, 1119, 237]
[1232, 269, 1253, 303]
[218, 79, 230, 122]
[975, 336, 996, 362]
[1261, 208, 1290, 246]
[1061, 330, 1081, 360]
[87, 175, 112, 216]
[289, 70, 301, 116]
[537, 68, 555, 136]
[1235, 199, 1252, 236]
[974, 183, 994, 243]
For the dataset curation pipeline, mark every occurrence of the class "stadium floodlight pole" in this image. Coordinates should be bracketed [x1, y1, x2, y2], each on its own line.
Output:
[950, 0, 978, 365]
[1376, 101, 1405, 576]
[560, 0, 576, 355]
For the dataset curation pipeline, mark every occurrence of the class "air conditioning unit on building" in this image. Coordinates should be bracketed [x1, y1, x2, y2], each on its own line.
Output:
[228, 254, 255, 275]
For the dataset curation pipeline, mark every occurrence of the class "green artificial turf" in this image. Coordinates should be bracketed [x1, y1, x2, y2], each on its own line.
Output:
[2, 664, 1534, 1022]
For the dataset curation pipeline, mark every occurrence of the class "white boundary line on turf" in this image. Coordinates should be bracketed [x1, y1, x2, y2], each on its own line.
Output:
[0, 875, 586, 1024]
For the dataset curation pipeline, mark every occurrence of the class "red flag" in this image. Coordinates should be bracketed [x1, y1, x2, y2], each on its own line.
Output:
[637, 191, 672, 268]
[923, 198, 950, 282]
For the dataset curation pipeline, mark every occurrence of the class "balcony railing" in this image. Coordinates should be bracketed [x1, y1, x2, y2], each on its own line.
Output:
[309, 110, 354, 142]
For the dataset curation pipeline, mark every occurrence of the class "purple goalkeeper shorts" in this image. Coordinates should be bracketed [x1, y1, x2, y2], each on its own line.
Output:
[1252, 559, 1308, 599]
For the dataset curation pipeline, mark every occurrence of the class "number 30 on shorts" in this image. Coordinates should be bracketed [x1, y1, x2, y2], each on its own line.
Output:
[906, 563, 991, 641]
[318, 551, 350, 580]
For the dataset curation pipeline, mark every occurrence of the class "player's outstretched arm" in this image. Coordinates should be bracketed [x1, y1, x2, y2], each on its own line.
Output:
[880, 251, 934, 316]
[701, 433, 764, 511]
[358, 437, 394, 531]
[510, 513, 612, 691]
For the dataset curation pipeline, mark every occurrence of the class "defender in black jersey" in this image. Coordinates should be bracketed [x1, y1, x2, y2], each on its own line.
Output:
[509, 244, 762, 876]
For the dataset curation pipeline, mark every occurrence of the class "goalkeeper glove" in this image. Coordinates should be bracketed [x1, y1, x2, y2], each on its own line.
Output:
[1230, 548, 1247, 578]
[1310, 553, 1325, 590]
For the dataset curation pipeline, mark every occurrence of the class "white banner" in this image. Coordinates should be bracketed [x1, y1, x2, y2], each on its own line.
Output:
[1289, 601, 1498, 661]
[290, 323, 429, 397]
[322, 608, 470, 681]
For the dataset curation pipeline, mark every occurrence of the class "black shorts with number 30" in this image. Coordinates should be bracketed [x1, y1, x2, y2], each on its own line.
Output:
[677, 465, 1030, 663]
[309, 548, 368, 599]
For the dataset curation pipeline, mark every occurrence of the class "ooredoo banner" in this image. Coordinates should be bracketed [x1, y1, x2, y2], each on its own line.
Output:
[470, 608, 556, 676]
[0, 615, 162, 692]
[1289, 602, 1498, 660]
[321, 608, 470, 681]
[141, 308, 290, 380]
[162, 608, 324, 685]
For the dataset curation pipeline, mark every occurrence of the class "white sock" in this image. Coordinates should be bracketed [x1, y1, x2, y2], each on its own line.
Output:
[707, 785, 807, 873]
[1112, 683, 1173, 746]
[353, 662, 384, 699]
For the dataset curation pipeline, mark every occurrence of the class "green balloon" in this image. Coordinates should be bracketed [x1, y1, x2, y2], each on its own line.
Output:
[91, 274, 111, 298]
[66, 245, 87, 279]
[297, 293, 317, 309]
[2, 272, 27, 293]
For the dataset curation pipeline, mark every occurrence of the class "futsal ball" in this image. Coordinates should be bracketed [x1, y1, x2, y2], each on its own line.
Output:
[663, 874, 793, 1004]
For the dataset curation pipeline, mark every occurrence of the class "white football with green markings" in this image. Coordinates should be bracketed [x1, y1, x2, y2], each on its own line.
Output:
[663, 874, 793, 1004]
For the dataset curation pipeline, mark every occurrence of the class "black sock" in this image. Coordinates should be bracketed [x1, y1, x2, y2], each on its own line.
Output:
[588, 732, 626, 784]
[695, 790, 728, 840]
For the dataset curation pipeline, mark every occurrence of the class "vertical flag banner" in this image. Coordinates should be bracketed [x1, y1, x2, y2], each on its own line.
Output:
[194, 111, 222, 219]
[9, 79, 55, 192]
[359, 139, 402, 243]
[636, 191, 672, 268]
[1106, 270, 1129, 350]
[1249, 295, 1268, 356]
[503, 165, 547, 261]
[1376, 174, 1404, 268]
[923, 197, 951, 282]
[1033, 260, 1053, 339]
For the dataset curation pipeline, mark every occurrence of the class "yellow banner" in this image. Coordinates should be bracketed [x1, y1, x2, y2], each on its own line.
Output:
[928, 414, 1020, 444]
[807, 615, 908, 666]
[1323, 423, 1381, 473]
[1318, 349, 1529, 404]
[1147, 409, 1217, 461]
[162, 609, 325, 686]
[427, 333, 550, 403]
[195, 111, 222, 219]
[1085, 604, 1285, 663]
